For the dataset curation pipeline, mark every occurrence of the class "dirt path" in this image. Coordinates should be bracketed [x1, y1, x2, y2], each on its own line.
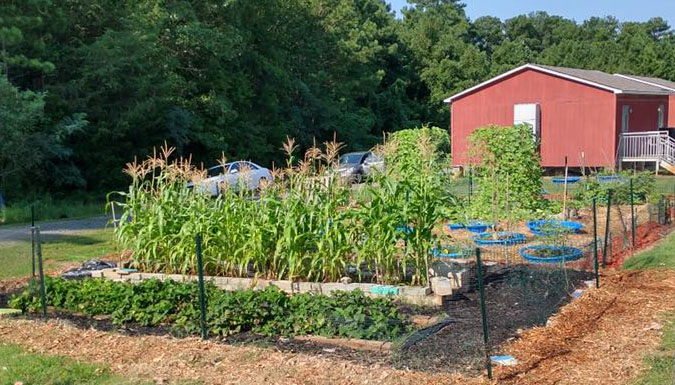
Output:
[0, 216, 111, 243]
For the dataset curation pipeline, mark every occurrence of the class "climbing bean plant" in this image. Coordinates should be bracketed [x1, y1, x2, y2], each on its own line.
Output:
[468, 124, 546, 221]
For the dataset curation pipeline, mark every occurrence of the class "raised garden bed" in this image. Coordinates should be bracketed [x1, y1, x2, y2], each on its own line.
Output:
[527, 219, 583, 236]
[472, 232, 527, 246]
[519, 245, 583, 263]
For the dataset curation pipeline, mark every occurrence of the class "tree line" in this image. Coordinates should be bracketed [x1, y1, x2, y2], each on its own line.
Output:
[1, 0, 674, 198]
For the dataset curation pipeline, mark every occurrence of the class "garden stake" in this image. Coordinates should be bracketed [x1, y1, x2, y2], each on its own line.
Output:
[630, 178, 636, 248]
[475, 248, 492, 380]
[36, 227, 47, 318]
[602, 189, 612, 268]
[592, 198, 599, 288]
[195, 234, 208, 340]
[468, 166, 473, 203]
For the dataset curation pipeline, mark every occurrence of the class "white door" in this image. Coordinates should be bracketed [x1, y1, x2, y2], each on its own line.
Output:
[514, 103, 540, 138]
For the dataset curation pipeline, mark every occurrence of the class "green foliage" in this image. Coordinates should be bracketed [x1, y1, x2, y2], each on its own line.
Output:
[113, 136, 452, 286]
[0, 195, 103, 225]
[3, 0, 675, 200]
[11, 277, 413, 341]
[468, 124, 545, 220]
[571, 172, 656, 206]
[386, 126, 450, 175]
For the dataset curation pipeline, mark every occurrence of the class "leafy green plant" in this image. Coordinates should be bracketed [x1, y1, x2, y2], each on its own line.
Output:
[467, 124, 546, 221]
[11, 277, 413, 341]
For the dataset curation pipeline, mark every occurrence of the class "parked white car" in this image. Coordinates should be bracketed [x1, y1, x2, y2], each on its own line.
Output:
[190, 161, 273, 196]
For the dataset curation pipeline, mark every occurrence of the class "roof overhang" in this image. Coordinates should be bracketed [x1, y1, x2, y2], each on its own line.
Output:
[442, 64, 668, 104]
[614, 73, 675, 93]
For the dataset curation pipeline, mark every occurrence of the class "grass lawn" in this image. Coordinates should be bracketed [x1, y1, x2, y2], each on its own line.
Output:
[0, 228, 116, 279]
[633, 316, 675, 385]
[0, 343, 147, 385]
[623, 231, 675, 270]
[623, 229, 675, 383]
[1, 198, 105, 227]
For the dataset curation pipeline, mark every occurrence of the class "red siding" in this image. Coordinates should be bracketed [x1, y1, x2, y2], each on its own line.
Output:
[669, 94, 675, 127]
[451, 68, 618, 168]
[616, 94, 670, 133]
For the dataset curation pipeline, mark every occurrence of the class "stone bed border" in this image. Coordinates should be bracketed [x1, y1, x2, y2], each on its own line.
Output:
[90, 267, 475, 306]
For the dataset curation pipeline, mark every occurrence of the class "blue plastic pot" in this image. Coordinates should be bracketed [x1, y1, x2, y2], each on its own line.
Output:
[447, 223, 465, 231]
[527, 219, 584, 236]
[432, 245, 472, 258]
[519, 245, 583, 263]
[597, 175, 625, 183]
[552, 177, 581, 184]
[473, 232, 527, 246]
[466, 222, 492, 233]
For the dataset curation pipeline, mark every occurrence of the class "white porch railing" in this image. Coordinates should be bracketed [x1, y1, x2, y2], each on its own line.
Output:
[620, 130, 675, 165]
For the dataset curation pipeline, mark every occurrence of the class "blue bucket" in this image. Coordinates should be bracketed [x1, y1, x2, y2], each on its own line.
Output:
[447, 223, 465, 231]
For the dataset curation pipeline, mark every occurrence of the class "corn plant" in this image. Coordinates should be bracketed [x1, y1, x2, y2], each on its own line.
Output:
[112, 133, 455, 285]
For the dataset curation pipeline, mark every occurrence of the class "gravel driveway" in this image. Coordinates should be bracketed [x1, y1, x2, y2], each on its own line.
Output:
[0, 216, 111, 243]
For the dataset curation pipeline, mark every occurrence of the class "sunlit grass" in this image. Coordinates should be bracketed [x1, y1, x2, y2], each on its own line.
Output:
[0, 228, 115, 279]
[0, 343, 148, 385]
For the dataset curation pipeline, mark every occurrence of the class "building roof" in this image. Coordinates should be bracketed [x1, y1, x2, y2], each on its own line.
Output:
[614, 74, 675, 92]
[444, 64, 674, 103]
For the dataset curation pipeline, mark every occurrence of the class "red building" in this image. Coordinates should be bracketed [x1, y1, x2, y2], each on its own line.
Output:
[446, 64, 675, 172]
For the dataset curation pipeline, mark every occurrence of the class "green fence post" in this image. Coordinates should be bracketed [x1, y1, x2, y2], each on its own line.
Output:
[602, 189, 612, 268]
[475, 247, 492, 380]
[468, 167, 473, 203]
[35, 227, 47, 318]
[630, 178, 636, 248]
[195, 234, 208, 340]
[31, 206, 36, 278]
[592, 198, 599, 289]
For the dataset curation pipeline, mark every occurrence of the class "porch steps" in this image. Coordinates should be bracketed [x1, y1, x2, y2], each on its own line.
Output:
[660, 160, 675, 175]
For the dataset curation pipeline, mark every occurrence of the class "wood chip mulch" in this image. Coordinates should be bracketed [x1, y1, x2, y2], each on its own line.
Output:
[495, 269, 675, 384]
[0, 318, 480, 385]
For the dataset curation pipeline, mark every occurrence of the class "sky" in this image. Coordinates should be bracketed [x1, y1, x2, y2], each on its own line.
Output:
[388, 0, 675, 26]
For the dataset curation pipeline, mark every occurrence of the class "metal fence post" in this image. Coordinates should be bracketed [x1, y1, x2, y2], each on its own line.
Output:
[195, 234, 208, 340]
[602, 189, 612, 268]
[31, 206, 36, 277]
[592, 198, 599, 289]
[475, 248, 492, 380]
[35, 227, 47, 318]
[630, 178, 636, 248]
